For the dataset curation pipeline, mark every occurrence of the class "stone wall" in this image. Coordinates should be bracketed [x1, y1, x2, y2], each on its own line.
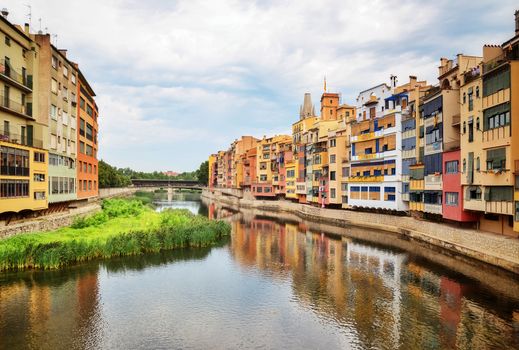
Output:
[202, 188, 519, 275]
[99, 187, 137, 199]
[0, 203, 101, 239]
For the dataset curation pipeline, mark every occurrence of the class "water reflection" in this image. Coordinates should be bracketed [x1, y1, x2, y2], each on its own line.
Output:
[0, 196, 518, 349]
[230, 216, 519, 349]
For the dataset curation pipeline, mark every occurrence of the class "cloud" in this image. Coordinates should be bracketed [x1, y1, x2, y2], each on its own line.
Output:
[3, 0, 518, 170]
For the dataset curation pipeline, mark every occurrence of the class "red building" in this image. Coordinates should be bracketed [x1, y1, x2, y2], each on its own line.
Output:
[442, 149, 477, 222]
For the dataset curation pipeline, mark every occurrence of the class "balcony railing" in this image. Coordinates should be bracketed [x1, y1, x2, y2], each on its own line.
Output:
[0, 94, 33, 118]
[347, 175, 384, 183]
[483, 53, 508, 74]
[424, 203, 442, 215]
[483, 125, 511, 143]
[0, 128, 42, 148]
[425, 174, 442, 190]
[0, 59, 33, 90]
[485, 200, 513, 215]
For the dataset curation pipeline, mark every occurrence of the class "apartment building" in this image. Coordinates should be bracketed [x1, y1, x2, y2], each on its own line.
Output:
[252, 134, 291, 197]
[77, 69, 99, 199]
[230, 136, 258, 190]
[292, 93, 319, 203]
[0, 15, 48, 214]
[33, 34, 78, 205]
[348, 82, 407, 210]
[328, 104, 355, 208]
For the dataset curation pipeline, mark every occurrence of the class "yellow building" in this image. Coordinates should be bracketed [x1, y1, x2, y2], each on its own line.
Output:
[252, 134, 291, 197]
[1, 15, 49, 214]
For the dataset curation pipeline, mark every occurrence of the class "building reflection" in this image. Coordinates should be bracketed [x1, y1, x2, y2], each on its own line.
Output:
[0, 267, 101, 350]
[229, 214, 519, 349]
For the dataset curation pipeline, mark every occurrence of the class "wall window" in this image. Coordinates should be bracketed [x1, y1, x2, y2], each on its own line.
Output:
[0, 146, 29, 176]
[486, 148, 506, 171]
[484, 186, 513, 201]
[4, 36, 10, 46]
[34, 173, 45, 182]
[445, 192, 459, 206]
[34, 152, 45, 163]
[71, 74, 76, 85]
[330, 171, 336, 181]
[51, 79, 58, 94]
[330, 154, 336, 164]
[330, 188, 336, 198]
[79, 118, 85, 137]
[34, 191, 46, 200]
[445, 160, 458, 174]
[51, 55, 58, 69]
[86, 104, 93, 117]
[483, 66, 510, 97]
[80, 141, 85, 154]
[484, 103, 510, 130]
[80, 97, 85, 110]
[329, 139, 336, 147]
[0, 180, 29, 198]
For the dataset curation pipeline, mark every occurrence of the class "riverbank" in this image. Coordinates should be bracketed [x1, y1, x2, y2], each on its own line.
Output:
[0, 198, 231, 271]
[202, 188, 519, 275]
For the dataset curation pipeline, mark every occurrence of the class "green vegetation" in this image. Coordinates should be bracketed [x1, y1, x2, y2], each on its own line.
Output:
[195, 160, 209, 186]
[98, 160, 202, 188]
[0, 199, 230, 271]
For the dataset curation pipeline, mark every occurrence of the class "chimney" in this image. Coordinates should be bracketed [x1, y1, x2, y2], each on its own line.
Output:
[24, 23, 30, 35]
[515, 10, 519, 35]
[1, 8, 8, 18]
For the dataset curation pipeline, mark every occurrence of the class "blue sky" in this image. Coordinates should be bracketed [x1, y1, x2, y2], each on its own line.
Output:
[4, 0, 518, 171]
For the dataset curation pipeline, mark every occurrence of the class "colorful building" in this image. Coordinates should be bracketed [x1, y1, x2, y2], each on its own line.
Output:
[76, 69, 99, 199]
[33, 34, 78, 206]
[1, 16, 48, 214]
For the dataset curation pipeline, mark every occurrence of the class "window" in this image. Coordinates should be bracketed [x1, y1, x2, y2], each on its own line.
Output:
[34, 191, 46, 200]
[446, 192, 458, 206]
[86, 104, 93, 117]
[0, 180, 29, 198]
[63, 65, 68, 78]
[476, 86, 480, 98]
[83, 162, 87, 172]
[484, 103, 510, 130]
[88, 164, 92, 173]
[260, 175, 267, 181]
[80, 118, 85, 137]
[80, 141, 85, 154]
[86, 123, 93, 141]
[330, 154, 336, 164]
[330, 171, 336, 181]
[34, 152, 45, 162]
[369, 186, 380, 192]
[4, 36, 10, 46]
[385, 187, 396, 193]
[330, 188, 336, 199]
[329, 139, 336, 147]
[80, 97, 85, 110]
[483, 66, 510, 97]
[484, 186, 513, 201]
[445, 160, 458, 174]
[486, 148, 506, 171]
[468, 88, 474, 111]
[52, 56, 58, 69]
[71, 74, 76, 85]
[0, 146, 30, 176]
[51, 78, 58, 94]
[476, 157, 480, 171]
[34, 173, 45, 182]
[469, 187, 482, 200]
[468, 120, 474, 142]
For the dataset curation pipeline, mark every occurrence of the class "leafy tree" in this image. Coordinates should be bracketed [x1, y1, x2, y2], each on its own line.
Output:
[196, 161, 209, 185]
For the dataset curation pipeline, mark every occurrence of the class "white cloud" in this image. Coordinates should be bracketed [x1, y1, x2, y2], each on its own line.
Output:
[3, 0, 518, 170]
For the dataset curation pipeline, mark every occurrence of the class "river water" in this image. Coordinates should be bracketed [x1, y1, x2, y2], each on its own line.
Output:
[1, 192, 518, 349]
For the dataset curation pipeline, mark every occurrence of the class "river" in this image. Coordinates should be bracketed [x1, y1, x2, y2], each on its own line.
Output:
[0, 192, 518, 349]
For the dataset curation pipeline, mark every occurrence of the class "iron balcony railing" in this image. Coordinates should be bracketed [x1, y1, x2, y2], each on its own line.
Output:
[0, 59, 33, 90]
[0, 128, 43, 148]
[0, 94, 33, 118]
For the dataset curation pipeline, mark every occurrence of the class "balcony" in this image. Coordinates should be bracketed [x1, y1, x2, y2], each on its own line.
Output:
[402, 129, 416, 139]
[295, 182, 306, 194]
[463, 199, 485, 212]
[425, 141, 442, 155]
[483, 125, 511, 144]
[424, 203, 442, 215]
[483, 53, 508, 74]
[425, 174, 442, 191]
[351, 149, 398, 162]
[0, 59, 33, 92]
[0, 129, 43, 148]
[451, 114, 460, 126]
[485, 200, 513, 215]
[410, 179, 424, 191]
[402, 149, 416, 159]
[0, 95, 33, 119]
[410, 201, 424, 212]
[351, 129, 383, 143]
[347, 175, 384, 183]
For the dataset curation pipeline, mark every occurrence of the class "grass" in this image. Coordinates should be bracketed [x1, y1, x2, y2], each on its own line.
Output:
[0, 198, 230, 271]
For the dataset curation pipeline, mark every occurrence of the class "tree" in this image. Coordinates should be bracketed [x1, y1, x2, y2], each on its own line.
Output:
[196, 161, 209, 185]
[98, 160, 131, 188]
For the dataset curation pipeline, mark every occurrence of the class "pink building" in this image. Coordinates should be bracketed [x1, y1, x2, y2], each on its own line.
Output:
[442, 150, 477, 222]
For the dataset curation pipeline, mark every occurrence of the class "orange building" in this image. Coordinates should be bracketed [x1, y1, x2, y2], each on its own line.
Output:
[76, 70, 99, 199]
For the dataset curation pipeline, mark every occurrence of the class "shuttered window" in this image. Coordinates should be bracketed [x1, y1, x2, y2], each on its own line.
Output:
[486, 148, 506, 170]
[484, 186, 513, 201]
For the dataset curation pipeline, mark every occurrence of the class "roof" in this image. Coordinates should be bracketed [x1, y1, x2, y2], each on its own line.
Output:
[357, 83, 391, 97]
[78, 68, 96, 97]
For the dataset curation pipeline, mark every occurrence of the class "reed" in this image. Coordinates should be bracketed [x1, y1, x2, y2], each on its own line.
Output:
[0, 199, 231, 271]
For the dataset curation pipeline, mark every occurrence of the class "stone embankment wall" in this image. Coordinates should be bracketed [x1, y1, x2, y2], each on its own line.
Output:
[99, 187, 137, 199]
[0, 202, 101, 239]
[202, 188, 519, 275]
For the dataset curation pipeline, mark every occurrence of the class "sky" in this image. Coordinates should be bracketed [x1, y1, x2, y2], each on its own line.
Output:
[3, 0, 518, 172]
